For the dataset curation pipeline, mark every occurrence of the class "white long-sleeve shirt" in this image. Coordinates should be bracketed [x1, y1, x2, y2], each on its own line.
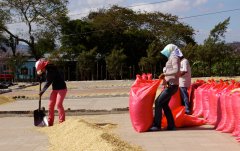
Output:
[179, 58, 191, 88]
[164, 55, 181, 85]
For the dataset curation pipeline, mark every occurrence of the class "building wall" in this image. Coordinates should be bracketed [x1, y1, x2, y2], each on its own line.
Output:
[17, 61, 36, 81]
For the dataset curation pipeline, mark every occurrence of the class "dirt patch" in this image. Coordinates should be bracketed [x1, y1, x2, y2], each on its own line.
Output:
[0, 96, 15, 105]
[2, 80, 133, 100]
[37, 118, 143, 151]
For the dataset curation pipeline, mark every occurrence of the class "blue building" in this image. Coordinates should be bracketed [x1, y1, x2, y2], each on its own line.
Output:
[0, 44, 37, 81]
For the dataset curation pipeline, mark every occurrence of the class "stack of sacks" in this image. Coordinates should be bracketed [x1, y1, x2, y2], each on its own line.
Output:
[129, 75, 207, 132]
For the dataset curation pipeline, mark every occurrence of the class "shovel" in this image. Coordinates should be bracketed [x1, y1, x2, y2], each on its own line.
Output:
[34, 81, 48, 126]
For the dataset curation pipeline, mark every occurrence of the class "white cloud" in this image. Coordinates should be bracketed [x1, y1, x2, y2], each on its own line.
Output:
[193, 0, 208, 7]
[67, 0, 126, 18]
[67, 0, 209, 19]
[131, 0, 190, 13]
[131, 0, 208, 14]
[216, 2, 224, 9]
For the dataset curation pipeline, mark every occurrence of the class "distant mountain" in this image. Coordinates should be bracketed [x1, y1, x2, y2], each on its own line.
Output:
[228, 42, 240, 53]
[0, 44, 30, 56]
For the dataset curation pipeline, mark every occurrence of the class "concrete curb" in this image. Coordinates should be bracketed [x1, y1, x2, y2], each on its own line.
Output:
[0, 108, 129, 117]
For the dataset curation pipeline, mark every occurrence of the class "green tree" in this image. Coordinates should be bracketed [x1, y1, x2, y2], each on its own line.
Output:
[0, 0, 68, 60]
[181, 43, 200, 77]
[77, 47, 97, 80]
[86, 6, 195, 75]
[60, 19, 93, 60]
[105, 49, 127, 80]
[87, 6, 151, 60]
[0, 6, 10, 52]
[139, 41, 163, 76]
[200, 17, 232, 76]
[34, 31, 56, 57]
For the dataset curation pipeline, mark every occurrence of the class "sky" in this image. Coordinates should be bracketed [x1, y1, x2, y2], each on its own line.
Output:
[7, 0, 240, 44]
[67, 0, 240, 44]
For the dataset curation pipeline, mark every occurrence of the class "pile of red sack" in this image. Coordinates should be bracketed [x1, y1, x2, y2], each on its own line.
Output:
[129, 74, 206, 133]
[129, 74, 240, 142]
[191, 79, 240, 142]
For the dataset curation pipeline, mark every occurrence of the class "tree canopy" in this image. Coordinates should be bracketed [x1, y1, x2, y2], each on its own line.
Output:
[1, 4, 239, 80]
[0, 0, 69, 59]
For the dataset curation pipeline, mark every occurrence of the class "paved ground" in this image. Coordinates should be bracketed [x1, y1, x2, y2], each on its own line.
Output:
[0, 97, 129, 112]
[0, 96, 240, 151]
[84, 114, 240, 151]
[0, 117, 48, 151]
[0, 80, 240, 151]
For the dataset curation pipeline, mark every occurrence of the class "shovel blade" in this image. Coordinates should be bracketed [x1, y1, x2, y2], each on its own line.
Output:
[34, 109, 48, 127]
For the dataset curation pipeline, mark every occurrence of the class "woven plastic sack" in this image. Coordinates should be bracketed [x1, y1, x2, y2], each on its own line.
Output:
[192, 82, 209, 117]
[141, 73, 147, 80]
[221, 82, 239, 133]
[207, 82, 228, 125]
[162, 106, 206, 128]
[215, 83, 235, 131]
[147, 73, 152, 80]
[231, 91, 240, 141]
[202, 82, 216, 119]
[129, 75, 161, 132]
[189, 80, 205, 113]
[231, 90, 240, 137]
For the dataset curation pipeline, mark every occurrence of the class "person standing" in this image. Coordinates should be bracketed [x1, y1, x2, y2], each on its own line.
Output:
[149, 44, 182, 131]
[35, 58, 67, 126]
[179, 56, 191, 115]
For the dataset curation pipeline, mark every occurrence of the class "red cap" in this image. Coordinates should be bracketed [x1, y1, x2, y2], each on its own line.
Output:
[35, 59, 49, 72]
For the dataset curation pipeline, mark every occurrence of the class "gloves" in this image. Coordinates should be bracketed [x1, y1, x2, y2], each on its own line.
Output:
[158, 73, 165, 79]
[38, 74, 46, 83]
[39, 91, 44, 96]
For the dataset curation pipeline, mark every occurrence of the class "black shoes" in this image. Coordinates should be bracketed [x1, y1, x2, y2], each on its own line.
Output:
[166, 126, 177, 131]
[148, 126, 161, 132]
[149, 126, 177, 131]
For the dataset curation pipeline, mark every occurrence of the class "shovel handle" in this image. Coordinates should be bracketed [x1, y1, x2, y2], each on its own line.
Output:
[39, 81, 42, 110]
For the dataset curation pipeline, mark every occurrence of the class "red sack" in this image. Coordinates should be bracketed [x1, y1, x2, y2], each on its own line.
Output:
[215, 83, 235, 131]
[189, 80, 205, 113]
[162, 107, 185, 128]
[162, 106, 206, 128]
[141, 73, 147, 80]
[192, 83, 209, 117]
[147, 73, 152, 80]
[207, 82, 228, 125]
[129, 76, 161, 132]
[231, 92, 240, 139]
